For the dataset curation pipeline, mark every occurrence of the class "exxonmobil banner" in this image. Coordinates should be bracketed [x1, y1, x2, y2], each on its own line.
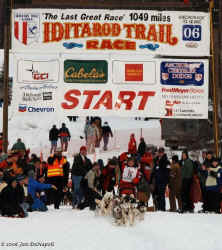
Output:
[12, 9, 210, 56]
[13, 54, 209, 119]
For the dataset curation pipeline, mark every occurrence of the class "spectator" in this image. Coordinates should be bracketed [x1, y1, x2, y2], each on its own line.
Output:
[128, 134, 137, 155]
[203, 158, 222, 213]
[102, 159, 120, 194]
[137, 162, 151, 206]
[102, 122, 113, 151]
[11, 138, 26, 152]
[180, 150, 194, 213]
[28, 172, 57, 212]
[15, 175, 30, 217]
[86, 122, 99, 154]
[0, 177, 25, 217]
[137, 137, 147, 157]
[47, 150, 66, 210]
[169, 155, 182, 212]
[59, 123, 71, 152]
[79, 162, 102, 211]
[49, 125, 59, 154]
[152, 147, 170, 211]
[84, 117, 91, 144]
[71, 146, 92, 209]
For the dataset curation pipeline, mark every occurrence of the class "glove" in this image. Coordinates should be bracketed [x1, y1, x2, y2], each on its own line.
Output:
[51, 185, 57, 190]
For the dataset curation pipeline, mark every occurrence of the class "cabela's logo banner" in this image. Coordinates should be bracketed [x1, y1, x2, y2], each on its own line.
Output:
[12, 9, 210, 56]
[64, 60, 108, 83]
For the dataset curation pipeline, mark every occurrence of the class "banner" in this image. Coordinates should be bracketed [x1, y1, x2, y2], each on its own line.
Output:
[12, 54, 209, 119]
[12, 9, 210, 56]
[12, 54, 60, 115]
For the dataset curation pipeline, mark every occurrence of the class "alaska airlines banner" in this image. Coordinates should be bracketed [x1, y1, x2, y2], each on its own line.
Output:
[12, 9, 210, 56]
[13, 54, 209, 119]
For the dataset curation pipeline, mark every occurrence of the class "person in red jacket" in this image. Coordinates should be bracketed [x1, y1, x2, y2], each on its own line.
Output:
[141, 149, 153, 167]
[102, 159, 120, 194]
[128, 134, 137, 155]
[119, 157, 139, 196]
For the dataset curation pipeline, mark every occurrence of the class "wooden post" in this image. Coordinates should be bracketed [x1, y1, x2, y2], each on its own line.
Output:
[2, 0, 12, 153]
[210, 0, 219, 157]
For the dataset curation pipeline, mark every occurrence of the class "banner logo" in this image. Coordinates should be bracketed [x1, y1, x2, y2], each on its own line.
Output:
[14, 13, 40, 45]
[125, 64, 143, 82]
[64, 60, 108, 83]
[161, 62, 204, 86]
[17, 60, 59, 84]
[18, 104, 27, 112]
[18, 104, 55, 113]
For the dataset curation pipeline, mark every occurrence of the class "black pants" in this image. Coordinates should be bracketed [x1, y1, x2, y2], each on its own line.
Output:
[181, 178, 193, 212]
[203, 190, 221, 213]
[79, 182, 102, 210]
[154, 185, 167, 211]
[47, 177, 64, 209]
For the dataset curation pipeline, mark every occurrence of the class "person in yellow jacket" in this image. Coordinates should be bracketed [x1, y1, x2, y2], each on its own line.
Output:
[47, 150, 66, 209]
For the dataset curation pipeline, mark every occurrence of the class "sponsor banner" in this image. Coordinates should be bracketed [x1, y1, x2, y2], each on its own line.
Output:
[13, 54, 209, 118]
[12, 9, 210, 56]
[17, 59, 59, 83]
[64, 60, 108, 83]
[18, 104, 55, 113]
[113, 61, 156, 84]
[161, 62, 204, 86]
[11, 54, 60, 114]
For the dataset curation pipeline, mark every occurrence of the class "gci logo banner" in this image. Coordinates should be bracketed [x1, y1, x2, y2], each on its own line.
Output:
[17, 59, 59, 84]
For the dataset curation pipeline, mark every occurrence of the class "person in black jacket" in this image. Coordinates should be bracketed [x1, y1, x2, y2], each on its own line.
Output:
[15, 175, 31, 216]
[102, 122, 113, 151]
[0, 178, 25, 217]
[59, 123, 71, 152]
[151, 147, 170, 211]
[49, 125, 59, 154]
[137, 137, 147, 158]
[71, 146, 92, 209]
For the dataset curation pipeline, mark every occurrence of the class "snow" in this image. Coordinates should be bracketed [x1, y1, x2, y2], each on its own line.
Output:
[1, 202, 222, 250]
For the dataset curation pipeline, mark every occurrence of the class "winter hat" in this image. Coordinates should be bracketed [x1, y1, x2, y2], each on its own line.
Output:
[16, 175, 27, 182]
[172, 155, 179, 163]
[80, 146, 87, 152]
[7, 177, 17, 185]
[158, 147, 165, 153]
[108, 159, 118, 166]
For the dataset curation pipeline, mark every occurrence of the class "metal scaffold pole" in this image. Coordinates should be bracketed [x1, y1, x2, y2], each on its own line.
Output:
[2, 0, 12, 153]
[210, 0, 220, 157]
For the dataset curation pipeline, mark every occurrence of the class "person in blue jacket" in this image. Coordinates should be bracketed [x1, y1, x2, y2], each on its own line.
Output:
[203, 158, 222, 213]
[27, 171, 57, 212]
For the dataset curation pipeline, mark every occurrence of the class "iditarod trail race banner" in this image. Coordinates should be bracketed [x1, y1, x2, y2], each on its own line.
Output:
[12, 9, 210, 56]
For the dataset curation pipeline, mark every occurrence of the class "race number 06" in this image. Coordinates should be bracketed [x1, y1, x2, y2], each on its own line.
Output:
[182, 25, 201, 41]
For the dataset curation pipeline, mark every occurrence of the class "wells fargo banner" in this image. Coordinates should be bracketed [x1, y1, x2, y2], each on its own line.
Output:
[12, 53, 209, 118]
[12, 9, 210, 56]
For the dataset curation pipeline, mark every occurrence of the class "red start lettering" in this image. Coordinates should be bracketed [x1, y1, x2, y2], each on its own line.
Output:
[61, 89, 155, 111]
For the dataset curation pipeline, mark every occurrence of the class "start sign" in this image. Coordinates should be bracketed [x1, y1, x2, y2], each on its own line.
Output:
[61, 89, 156, 111]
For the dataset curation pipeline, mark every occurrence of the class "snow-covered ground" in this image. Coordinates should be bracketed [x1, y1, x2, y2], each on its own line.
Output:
[1, 201, 222, 250]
